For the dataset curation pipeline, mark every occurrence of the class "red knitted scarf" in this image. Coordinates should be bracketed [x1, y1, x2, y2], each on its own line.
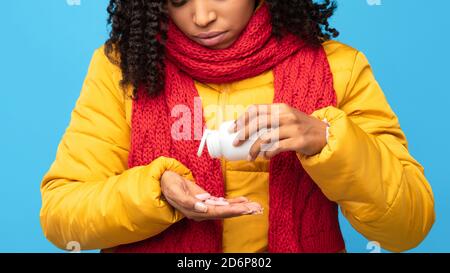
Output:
[116, 3, 344, 253]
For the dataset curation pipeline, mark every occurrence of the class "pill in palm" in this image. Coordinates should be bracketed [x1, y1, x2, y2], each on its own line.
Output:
[205, 199, 230, 206]
[195, 193, 211, 200]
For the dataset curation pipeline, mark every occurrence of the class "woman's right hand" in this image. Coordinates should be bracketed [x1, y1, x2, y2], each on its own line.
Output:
[161, 171, 263, 222]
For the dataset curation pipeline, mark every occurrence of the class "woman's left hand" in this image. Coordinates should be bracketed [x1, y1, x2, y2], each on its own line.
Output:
[229, 103, 328, 160]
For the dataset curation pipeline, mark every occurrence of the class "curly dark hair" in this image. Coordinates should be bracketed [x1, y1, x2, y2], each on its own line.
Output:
[105, 0, 339, 98]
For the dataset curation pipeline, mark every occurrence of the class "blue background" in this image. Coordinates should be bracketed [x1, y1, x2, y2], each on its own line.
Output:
[0, 0, 448, 253]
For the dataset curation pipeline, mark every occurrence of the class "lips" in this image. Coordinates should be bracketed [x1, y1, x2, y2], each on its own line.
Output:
[195, 31, 226, 39]
[193, 31, 228, 47]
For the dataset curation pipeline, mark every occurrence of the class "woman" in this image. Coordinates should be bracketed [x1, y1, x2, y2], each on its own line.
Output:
[40, 0, 435, 253]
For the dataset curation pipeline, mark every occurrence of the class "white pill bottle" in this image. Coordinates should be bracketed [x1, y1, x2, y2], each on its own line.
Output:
[197, 120, 271, 161]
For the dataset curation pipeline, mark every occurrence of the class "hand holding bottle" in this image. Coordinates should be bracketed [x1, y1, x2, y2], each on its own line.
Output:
[229, 103, 329, 160]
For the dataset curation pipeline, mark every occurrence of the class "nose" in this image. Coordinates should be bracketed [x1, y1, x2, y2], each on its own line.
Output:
[192, 1, 217, 27]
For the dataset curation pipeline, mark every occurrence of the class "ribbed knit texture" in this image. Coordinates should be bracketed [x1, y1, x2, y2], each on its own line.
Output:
[116, 3, 345, 253]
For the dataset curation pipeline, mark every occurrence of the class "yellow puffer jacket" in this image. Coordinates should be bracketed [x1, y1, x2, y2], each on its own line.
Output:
[40, 40, 435, 253]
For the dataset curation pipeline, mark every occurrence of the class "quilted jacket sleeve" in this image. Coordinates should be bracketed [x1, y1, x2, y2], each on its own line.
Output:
[40, 47, 193, 251]
[298, 49, 435, 252]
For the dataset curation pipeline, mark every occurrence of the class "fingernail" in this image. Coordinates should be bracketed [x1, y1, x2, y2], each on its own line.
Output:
[228, 122, 236, 133]
[241, 203, 260, 215]
[194, 201, 208, 213]
[195, 193, 211, 201]
[248, 207, 263, 215]
[247, 155, 253, 161]
[241, 209, 254, 215]
[246, 203, 262, 211]
[232, 137, 239, 146]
